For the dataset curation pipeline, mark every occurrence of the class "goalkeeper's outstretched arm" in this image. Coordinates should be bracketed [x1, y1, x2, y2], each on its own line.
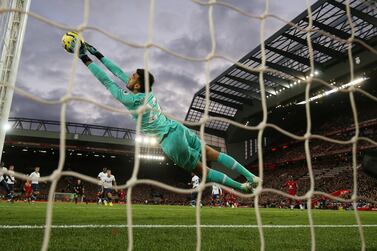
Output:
[78, 46, 136, 107]
[85, 42, 129, 85]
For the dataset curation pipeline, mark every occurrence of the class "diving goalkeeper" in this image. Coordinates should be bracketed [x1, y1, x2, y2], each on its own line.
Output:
[75, 42, 261, 193]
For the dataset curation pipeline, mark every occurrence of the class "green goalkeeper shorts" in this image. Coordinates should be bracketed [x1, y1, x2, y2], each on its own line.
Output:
[160, 123, 202, 172]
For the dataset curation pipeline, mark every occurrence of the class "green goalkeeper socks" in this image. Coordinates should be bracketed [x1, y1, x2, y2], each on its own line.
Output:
[217, 152, 256, 183]
[207, 168, 244, 192]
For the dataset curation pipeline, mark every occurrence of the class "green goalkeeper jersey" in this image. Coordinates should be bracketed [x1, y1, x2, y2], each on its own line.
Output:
[87, 57, 177, 141]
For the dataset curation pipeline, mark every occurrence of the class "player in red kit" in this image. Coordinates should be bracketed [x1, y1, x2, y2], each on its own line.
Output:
[286, 178, 297, 195]
[118, 190, 126, 204]
[23, 180, 32, 203]
[284, 176, 304, 210]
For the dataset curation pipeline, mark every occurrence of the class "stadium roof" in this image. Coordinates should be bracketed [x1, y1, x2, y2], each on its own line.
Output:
[185, 0, 377, 139]
[4, 117, 165, 157]
[5, 117, 137, 151]
[9, 117, 136, 140]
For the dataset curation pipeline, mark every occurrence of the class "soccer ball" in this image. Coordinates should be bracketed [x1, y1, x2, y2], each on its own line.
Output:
[61, 31, 84, 53]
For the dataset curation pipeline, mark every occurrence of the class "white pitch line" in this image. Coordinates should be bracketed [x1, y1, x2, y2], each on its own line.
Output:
[1, 224, 377, 229]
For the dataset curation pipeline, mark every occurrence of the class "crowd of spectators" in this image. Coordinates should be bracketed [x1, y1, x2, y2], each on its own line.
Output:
[255, 163, 377, 209]
[241, 104, 377, 209]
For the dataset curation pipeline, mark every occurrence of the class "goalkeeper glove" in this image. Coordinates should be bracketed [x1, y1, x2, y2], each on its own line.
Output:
[79, 43, 87, 58]
[85, 42, 104, 60]
[78, 43, 92, 65]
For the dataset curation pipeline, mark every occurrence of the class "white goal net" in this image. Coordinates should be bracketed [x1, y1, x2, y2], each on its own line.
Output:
[1, 1, 377, 251]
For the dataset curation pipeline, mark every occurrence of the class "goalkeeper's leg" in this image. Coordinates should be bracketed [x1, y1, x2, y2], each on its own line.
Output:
[161, 124, 259, 192]
[190, 146, 261, 193]
[206, 146, 260, 184]
[193, 162, 251, 193]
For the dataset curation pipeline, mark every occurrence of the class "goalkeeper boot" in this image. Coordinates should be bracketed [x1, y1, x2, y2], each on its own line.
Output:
[241, 182, 255, 194]
[104, 200, 108, 206]
[251, 176, 262, 185]
[109, 202, 113, 207]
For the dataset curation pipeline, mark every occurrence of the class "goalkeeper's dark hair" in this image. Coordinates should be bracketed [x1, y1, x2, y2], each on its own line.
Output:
[137, 69, 154, 93]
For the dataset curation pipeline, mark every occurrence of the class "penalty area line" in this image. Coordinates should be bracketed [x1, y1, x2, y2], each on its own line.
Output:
[1, 224, 377, 229]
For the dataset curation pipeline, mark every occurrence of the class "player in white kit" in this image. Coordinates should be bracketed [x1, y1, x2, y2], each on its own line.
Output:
[211, 184, 222, 207]
[97, 167, 107, 204]
[102, 169, 116, 206]
[6, 165, 15, 202]
[0, 166, 12, 200]
[29, 167, 41, 202]
[188, 173, 201, 207]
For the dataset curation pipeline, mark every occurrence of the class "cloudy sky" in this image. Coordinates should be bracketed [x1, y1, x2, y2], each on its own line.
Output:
[10, 0, 307, 130]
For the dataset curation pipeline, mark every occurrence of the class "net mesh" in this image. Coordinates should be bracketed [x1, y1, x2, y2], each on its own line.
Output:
[1, 0, 377, 251]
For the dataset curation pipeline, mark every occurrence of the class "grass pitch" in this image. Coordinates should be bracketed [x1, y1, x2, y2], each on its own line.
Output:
[1, 202, 377, 250]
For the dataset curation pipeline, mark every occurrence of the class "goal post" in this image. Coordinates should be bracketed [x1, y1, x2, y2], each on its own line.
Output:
[0, 0, 31, 163]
